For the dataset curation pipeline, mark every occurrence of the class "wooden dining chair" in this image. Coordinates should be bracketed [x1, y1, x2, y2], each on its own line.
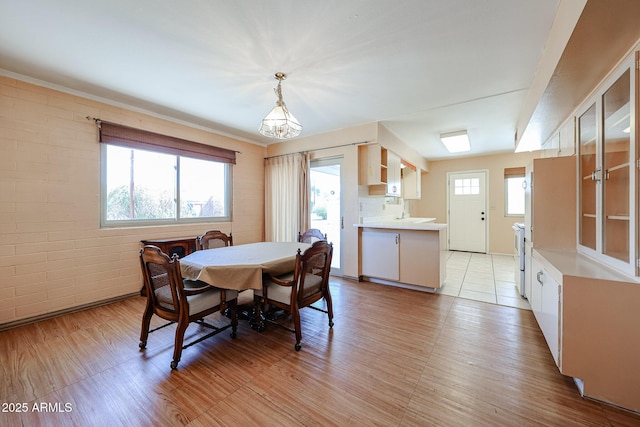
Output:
[297, 228, 327, 244]
[254, 240, 334, 351]
[196, 230, 233, 250]
[139, 245, 238, 369]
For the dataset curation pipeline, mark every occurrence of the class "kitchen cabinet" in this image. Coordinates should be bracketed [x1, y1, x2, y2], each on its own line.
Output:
[530, 254, 561, 367]
[525, 156, 576, 250]
[361, 230, 399, 280]
[358, 225, 446, 289]
[358, 143, 403, 197]
[398, 228, 445, 287]
[577, 53, 636, 276]
[559, 117, 576, 156]
[541, 117, 575, 158]
[386, 150, 402, 197]
[402, 166, 421, 199]
[358, 143, 387, 187]
[533, 248, 640, 412]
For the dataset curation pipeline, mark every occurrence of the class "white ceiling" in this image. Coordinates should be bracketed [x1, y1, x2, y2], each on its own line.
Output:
[0, 0, 583, 160]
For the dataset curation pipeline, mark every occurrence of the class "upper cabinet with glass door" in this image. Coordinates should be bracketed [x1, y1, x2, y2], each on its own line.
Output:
[577, 52, 637, 276]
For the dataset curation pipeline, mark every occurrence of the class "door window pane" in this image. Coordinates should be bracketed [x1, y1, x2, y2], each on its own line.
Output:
[455, 178, 480, 195]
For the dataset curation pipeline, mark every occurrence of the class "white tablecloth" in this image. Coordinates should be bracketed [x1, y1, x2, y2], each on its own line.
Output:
[179, 242, 311, 290]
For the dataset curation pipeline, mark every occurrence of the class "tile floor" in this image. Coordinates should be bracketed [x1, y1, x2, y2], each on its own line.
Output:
[437, 251, 531, 310]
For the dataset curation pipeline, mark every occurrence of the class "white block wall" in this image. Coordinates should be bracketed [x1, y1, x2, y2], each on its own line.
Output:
[0, 76, 265, 326]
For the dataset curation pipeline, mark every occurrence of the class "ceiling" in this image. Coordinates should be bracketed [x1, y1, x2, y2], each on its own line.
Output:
[0, 0, 587, 160]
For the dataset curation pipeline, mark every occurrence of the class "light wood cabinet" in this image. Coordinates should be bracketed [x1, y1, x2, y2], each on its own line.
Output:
[361, 230, 399, 280]
[559, 117, 575, 156]
[541, 117, 575, 158]
[398, 228, 445, 288]
[527, 156, 576, 250]
[530, 254, 561, 367]
[358, 144, 403, 197]
[386, 150, 402, 197]
[402, 166, 421, 199]
[360, 227, 445, 289]
[533, 248, 640, 411]
[358, 143, 387, 186]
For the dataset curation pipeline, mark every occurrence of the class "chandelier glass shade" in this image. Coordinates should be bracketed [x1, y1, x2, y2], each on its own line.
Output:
[259, 73, 302, 139]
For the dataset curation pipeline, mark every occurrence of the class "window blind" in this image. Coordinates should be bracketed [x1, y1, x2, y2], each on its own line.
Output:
[99, 121, 236, 164]
[504, 167, 525, 178]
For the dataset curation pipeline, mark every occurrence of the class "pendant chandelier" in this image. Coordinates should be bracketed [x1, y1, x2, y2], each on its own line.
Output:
[259, 72, 302, 139]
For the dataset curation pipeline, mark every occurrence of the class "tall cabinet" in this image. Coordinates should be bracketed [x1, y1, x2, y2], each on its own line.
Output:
[525, 48, 640, 413]
[577, 53, 637, 276]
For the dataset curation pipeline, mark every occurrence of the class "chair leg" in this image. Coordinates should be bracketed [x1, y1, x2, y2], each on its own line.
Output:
[171, 319, 189, 369]
[292, 305, 302, 351]
[324, 291, 335, 328]
[139, 303, 154, 349]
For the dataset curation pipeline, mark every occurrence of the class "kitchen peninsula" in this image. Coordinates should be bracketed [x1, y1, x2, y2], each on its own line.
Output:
[355, 218, 447, 291]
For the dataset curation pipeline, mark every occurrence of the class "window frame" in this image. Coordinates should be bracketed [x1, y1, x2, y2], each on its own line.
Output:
[98, 122, 234, 228]
[504, 167, 526, 217]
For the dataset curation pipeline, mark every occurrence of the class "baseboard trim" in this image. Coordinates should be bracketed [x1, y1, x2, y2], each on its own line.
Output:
[0, 292, 140, 332]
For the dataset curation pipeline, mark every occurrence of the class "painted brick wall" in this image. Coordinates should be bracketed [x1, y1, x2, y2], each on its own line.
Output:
[0, 76, 265, 326]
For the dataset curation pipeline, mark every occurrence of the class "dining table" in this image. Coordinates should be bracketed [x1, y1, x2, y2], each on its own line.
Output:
[179, 241, 311, 291]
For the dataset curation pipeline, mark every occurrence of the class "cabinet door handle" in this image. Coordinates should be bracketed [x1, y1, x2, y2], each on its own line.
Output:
[536, 271, 543, 285]
[395, 234, 399, 245]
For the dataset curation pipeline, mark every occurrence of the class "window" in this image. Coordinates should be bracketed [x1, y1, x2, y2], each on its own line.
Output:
[504, 167, 525, 216]
[99, 122, 234, 227]
[454, 178, 480, 195]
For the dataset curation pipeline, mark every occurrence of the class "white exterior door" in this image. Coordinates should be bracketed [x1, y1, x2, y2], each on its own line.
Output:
[448, 171, 487, 253]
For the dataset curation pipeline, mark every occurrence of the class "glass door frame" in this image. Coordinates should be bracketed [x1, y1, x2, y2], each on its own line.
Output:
[310, 156, 344, 276]
[575, 53, 637, 276]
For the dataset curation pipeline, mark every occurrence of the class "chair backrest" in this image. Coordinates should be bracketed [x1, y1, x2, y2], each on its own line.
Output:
[196, 230, 233, 250]
[293, 240, 333, 306]
[298, 228, 327, 243]
[139, 245, 186, 316]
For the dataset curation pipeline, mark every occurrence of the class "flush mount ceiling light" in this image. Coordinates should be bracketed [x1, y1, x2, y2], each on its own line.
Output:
[259, 72, 302, 139]
[440, 130, 470, 153]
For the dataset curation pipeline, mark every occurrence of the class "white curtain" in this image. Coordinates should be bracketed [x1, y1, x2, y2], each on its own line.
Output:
[265, 153, 310, 242]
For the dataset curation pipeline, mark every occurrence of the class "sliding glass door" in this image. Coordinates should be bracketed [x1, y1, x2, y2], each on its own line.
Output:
[310, 157, 343, 276]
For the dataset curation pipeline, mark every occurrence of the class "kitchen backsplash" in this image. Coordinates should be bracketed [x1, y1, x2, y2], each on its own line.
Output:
[358, 188, 412, 222]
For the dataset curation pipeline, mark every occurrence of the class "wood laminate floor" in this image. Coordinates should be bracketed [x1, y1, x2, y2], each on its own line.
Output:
[1, 277, 638, 426]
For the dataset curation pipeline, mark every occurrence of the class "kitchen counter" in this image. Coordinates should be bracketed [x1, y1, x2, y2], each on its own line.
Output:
[534, 248, 639, 285]
[354, 218, 447, 231]
[355, 219, 447, 290]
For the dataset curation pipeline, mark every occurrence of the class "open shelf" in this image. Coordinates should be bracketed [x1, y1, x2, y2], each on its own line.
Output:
[606, 215, 630, 220]
[606, 162, 629, 173]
